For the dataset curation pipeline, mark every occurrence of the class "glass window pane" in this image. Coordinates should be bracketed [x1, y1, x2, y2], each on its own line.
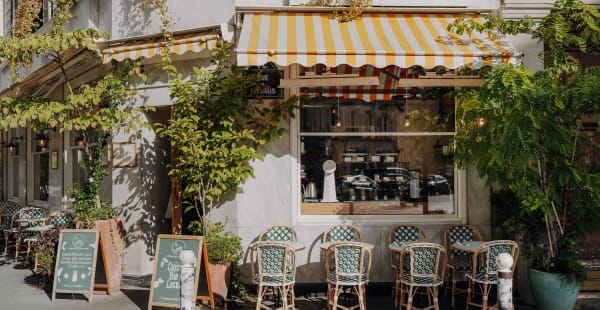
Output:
[72, 148, 91, 185]
[33, 152, 49, 201]
[299, 93, 456, 216]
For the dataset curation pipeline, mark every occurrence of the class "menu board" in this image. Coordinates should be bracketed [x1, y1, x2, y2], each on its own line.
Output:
[52, 229, 99, 303]
[148, 235, 204, 309]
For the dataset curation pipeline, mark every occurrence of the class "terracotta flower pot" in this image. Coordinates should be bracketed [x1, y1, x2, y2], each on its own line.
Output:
[209, 262, 232, 303]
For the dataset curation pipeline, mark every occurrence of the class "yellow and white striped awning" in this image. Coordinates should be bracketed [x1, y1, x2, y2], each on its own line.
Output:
[102, 31, 221, 64]
[236, 12, 521, 69]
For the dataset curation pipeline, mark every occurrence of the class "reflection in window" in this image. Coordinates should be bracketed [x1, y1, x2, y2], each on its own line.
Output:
[33, 152, 49, 201]
[69, 130, 98, 186]
[300, 92, 456, 216]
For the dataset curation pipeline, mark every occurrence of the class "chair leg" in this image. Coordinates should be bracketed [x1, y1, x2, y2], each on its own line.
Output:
[481, 283, 490, 310]
[280, 287, 288, 310]
[256, 285, 264, 310]
[3, 232, 9, 255]
[333, 285, 341, 310]
[466, 279, 472, 310]
[357, 284, 366, 310]
[451, 270, 457, 307]
[406, 285, 415, 310]
[25, 240, 32, 265]
[432, 286, 440, 310]
[14, 238, 20, 260]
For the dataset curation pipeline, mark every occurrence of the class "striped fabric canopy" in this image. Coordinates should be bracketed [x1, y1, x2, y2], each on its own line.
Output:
[302, 65, 401, 101]
[236, 12, 522, 69]
[102, 31, 221, 64]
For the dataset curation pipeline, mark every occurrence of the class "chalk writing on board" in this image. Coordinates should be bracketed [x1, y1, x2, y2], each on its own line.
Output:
[56, 233, 95, 288]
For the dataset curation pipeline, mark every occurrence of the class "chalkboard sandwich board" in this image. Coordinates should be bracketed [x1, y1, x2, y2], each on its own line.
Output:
[52, 229, 100, 303]
[148, 234, 213, 309]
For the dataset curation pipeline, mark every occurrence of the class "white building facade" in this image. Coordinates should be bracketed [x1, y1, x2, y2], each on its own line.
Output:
[1, 0, 595, 290]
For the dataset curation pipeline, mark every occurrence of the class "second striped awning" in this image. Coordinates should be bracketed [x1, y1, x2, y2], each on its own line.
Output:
[101, 30, 221, 64]
[236, 12, 522, 69]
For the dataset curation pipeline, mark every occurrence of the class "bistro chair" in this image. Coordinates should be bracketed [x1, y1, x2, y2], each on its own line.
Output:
[251, 242, 297, 310]
[466, 240, 519, 310]
[259, 225, 297, 242]
[323, 224, 362, 243]
[443, 224, 483, 307]
[0, 201, 14, 247]
[26, 211, 69, 270]
[325, 241, 372, 310]
[388, 224, 427, 307]
[398, 242, 446, 310]
[6, 207, 48, 260]
[2, 202, 23, 256]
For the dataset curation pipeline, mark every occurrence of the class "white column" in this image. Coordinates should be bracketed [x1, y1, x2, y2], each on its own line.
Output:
[179, 249, 196, 310]
[497, 252, 514, 310]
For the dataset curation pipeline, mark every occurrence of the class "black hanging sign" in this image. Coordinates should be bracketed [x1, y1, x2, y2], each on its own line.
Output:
[243, 68, 285, 99]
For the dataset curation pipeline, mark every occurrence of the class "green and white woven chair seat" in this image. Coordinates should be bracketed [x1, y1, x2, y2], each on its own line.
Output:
[400, 274, 443, 287]
[328, 272, 369, 285]
[468, 270, 498, 284]
[255, 274, 294, 286]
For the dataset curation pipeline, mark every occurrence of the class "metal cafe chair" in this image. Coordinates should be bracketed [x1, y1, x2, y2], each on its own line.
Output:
[466, 240, 519, 310]
[323, 224, 362, 242]
[259, 225, 298, 242]
[325, 241, 372, 310]
[2, 202, 23, 256]
[398, 242, 446, 310]
[251, 242, 297, 310]
[443, 224, 483, 307]
[7, 207, 48, 260]
[388, 224, 428, 307]
[25, 211, 69, 270]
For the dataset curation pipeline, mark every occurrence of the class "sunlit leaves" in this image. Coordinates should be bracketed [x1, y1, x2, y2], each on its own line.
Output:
[158, 42, 300, 233]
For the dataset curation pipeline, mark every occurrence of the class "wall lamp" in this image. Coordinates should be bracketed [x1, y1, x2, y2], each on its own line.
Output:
[35, 128, 55, 148]
[6, 136, 23, 153]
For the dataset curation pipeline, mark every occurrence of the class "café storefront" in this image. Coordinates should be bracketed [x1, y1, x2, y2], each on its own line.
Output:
[235, 9, 521, 222]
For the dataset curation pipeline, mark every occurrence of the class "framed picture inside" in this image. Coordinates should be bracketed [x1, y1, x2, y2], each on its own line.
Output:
[112, 142, 137, 167]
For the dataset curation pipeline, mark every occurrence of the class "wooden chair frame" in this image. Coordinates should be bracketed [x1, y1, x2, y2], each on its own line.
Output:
[388, 224, 427, 308]
[466, 240, 519, 310]
[398, 242, 447, 310]
[325, 241, 372, 310]
[443, 224, 483, 307]
[251, 242, 297, 310]
[11, 207, 48, 261]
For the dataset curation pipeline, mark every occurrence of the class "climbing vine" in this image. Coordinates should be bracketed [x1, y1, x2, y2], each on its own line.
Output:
[304, 0, 372, 22]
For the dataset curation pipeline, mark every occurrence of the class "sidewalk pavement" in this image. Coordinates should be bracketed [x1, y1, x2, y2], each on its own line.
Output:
[1, 254, 599, 309]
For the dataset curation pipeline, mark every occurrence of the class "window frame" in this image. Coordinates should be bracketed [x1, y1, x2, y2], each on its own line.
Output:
[291, 95, 467, 225]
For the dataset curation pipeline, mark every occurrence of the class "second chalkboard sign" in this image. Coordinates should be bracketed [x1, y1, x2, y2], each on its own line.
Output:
[52, 229, 100, 303]
[148, 234, 204, 309]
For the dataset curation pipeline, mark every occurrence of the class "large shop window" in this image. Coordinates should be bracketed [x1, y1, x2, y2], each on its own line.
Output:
[299, 88, 456, 216]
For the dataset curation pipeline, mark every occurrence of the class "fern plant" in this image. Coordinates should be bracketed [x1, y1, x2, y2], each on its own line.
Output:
[452, 0, 600, 279]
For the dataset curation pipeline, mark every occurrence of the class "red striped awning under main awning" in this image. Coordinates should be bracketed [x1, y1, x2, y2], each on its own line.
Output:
[301, 65, 401, 102]
[236, 12, 522, 69]
[101, 31, 221, 64]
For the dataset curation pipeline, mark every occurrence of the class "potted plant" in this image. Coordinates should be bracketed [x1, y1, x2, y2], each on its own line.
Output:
[449, 1, 600, 308]
[188, 221, 243, 303]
